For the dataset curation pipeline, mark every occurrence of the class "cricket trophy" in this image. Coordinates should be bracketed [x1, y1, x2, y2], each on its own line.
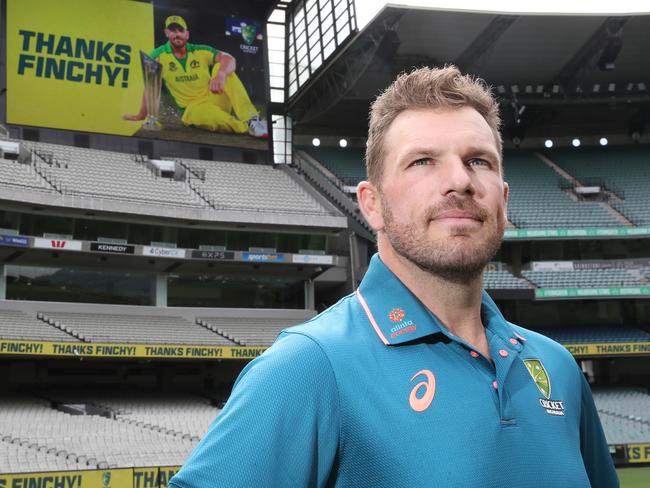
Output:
[140, 51, 163, 130]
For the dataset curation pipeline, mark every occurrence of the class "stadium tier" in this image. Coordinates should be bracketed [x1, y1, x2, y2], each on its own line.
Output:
[502, 150, 623, 228]
[535, 326, 650, 344]
[593, 388, 650, 444]
[0, 157, 52, 193]
[38, 312, 237, 346]
[0, 303, 316, 349]
[0, 309, 80, 342]
[301, 146, 649, 230]
[483, 269, 532, 289]
[21, 141, 202, 207]
[301, 146, 366, 186]
[522, 268, 648, 288]
[196, 316, 306, 346]
[0, 393, 205, 472]
[546, 145, 650, 226]
[3, 141, 345, 224]
[178, 157, 332, 215]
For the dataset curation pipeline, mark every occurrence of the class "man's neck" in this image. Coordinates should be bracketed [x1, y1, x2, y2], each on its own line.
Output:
[378, 242, 490, 358]
[171, 44, 187, 59]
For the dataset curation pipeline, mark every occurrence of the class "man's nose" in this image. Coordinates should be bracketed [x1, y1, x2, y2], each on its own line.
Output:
[440, 157, 475, 196]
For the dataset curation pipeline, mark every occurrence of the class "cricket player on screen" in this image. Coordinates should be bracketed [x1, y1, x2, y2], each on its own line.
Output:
[124, 15, 267, 138]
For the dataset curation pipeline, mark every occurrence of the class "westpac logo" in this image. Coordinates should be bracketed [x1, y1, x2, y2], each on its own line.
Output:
[34, 237, 82, 251]
[388, 307, 416, 339]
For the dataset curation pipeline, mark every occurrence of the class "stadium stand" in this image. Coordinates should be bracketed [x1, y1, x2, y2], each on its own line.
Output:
[0, 394, 197, 471]
[300, 147, 632, 229]
[196, 316, 304, 346]
[503, 150, 622, 228]
[64, 392, 222, 442]
[0, 158, 52, 193]
[21, 141, 203, 207]
[38, 312, 238, 345]
[179, 157, 333, 215]
[546, 145, 650, 226]
[593, 388, 650, 444]
[301, 146, 366, 186]
[0, 309, 80, 342]
[521, 268, 648, 288]
[483, 269, 532, 289]
[535, 326, 650, 344]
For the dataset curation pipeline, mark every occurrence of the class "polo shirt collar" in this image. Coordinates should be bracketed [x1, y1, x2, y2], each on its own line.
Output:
[356, 253, 518, 346]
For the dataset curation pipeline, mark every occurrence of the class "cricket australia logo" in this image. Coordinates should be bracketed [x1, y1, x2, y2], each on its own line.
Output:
[523, 359, 565, 417]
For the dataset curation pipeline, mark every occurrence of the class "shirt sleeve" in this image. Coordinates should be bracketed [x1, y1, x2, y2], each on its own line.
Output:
[579, 373, 620, 488]
[168, 331, 340, 488]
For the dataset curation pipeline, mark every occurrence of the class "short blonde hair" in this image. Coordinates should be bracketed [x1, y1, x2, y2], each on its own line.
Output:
[365, 65, 502, 186]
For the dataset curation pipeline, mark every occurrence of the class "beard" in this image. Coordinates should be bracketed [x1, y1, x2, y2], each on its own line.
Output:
[381, 194, 504, 284]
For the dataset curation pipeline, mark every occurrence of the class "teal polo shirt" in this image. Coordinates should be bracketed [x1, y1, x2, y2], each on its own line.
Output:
[169, 254, 618, 488]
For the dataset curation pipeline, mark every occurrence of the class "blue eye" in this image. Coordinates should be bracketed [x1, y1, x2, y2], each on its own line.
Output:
[469, 158, 490, 167]
[411, 158, 431, 166]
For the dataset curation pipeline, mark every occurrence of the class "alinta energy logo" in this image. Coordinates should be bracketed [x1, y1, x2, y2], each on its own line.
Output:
[388, 308, 405, 322]
[388, 307, 416, 339]
[524, 359, 565, 416]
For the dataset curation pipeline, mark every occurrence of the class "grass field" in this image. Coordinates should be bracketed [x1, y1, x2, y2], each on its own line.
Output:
[617, 466, 650, 487]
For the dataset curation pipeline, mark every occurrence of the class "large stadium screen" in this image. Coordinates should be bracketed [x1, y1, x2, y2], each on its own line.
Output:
[5, 0, 268, 150]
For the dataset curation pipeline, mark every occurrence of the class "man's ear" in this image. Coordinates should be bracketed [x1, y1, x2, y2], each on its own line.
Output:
[357, 180, 384, 232]
[502, 181, 509, 222]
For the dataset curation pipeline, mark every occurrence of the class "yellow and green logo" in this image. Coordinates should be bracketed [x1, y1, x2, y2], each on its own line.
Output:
[524, 359, 551, 399]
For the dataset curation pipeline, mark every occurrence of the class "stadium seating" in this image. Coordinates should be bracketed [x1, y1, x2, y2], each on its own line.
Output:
[179, 157, 332, 215]
[593, 388, 650, 444]
[503, 150, 621, 228]
[535, 325, 650, 344]
[302, 147, 629, 229]
[546, 145, 650, 225]
[521, 268, 646, 288]
[483, 269, 532, 289]
[21, 141, 203, 207]
[39, 312, 238, 345]
[301, 146, 366, 186]
[0, 158, 52, 193]
[196, 315, 306, 346]
[0, 309, 80, 342]
[0, 394, 198, 471]
[71, 392, 221, 442]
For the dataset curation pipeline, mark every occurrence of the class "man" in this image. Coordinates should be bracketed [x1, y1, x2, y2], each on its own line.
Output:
[168, 67, 618, 487]
[124, 15, 267, 138]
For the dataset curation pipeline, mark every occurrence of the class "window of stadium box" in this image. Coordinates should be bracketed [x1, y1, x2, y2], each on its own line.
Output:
[5, 265, 156, 305]
[167, 274, 305, 309]
[3, 211, 327, 253]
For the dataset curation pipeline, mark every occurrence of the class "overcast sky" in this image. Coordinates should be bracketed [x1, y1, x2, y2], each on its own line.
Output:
[354, 0, 650, 29]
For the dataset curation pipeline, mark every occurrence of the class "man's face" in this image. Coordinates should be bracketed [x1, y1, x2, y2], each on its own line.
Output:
[165, 25, 189, 48]
[373, 107, 508, 282]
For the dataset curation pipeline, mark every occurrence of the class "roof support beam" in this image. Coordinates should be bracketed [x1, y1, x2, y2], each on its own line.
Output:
[556, 17, 629, 89]
[455, 15, 518, 73]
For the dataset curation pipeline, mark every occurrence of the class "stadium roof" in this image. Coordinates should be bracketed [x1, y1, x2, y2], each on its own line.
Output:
[289, 5, 650, 142]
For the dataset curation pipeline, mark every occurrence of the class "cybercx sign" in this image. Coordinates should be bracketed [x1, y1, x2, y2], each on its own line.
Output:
[33, 237, 82, 251]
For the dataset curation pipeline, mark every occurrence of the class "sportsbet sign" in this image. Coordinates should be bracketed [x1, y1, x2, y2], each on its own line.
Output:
[6, 0, 153, 136]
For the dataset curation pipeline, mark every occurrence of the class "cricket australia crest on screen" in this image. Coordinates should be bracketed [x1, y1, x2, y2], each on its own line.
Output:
[524, 359, 565, 416]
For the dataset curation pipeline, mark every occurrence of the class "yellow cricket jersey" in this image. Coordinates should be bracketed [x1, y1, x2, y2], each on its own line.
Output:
[149, 42, 220, 109]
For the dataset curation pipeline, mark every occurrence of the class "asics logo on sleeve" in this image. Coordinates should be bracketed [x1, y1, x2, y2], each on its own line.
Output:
[409, 369, 436, 412]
